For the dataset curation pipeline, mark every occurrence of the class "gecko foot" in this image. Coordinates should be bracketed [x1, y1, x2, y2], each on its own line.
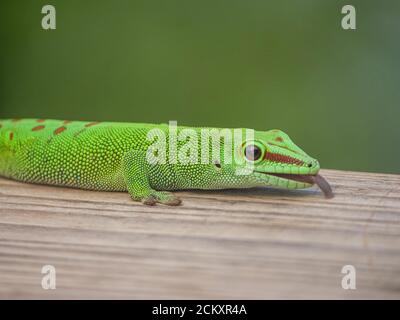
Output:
[141, 191, 182, 206]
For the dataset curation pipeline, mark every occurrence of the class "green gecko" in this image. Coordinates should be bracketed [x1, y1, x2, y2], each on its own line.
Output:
[0, 119, 333, 206]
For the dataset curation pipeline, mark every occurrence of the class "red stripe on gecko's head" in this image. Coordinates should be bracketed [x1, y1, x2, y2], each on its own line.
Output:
[264, 152, 305, 166]
[54, 126, 67, 135]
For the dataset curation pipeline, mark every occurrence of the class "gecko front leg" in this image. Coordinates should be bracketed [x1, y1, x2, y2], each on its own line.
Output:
[123, 150, 181, 206]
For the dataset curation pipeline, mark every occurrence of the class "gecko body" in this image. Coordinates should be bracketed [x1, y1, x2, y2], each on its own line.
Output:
[0, 119, 332, 205]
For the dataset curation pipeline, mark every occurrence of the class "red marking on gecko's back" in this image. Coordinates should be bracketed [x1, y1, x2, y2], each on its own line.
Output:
[275, 137, 284, 142]
[36, 119, 45, 123]
[85, 121, 100, 128]
[9, 132, 14, 140]
[32, 125, 45, 131]
[265, 152, 304, 166]
[54, 126, 67, 135]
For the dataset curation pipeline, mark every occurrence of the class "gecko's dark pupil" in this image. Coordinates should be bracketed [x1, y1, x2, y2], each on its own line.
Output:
[245, 145, 262, 161]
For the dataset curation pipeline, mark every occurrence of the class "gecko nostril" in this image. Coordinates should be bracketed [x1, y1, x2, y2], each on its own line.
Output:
[308, 163, 313, 168]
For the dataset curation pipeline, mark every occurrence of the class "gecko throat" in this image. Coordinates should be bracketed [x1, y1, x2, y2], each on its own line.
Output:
[259, 172, 334, 199]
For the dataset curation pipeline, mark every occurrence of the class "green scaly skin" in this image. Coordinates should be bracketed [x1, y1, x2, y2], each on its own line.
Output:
[0, 119, 321, 206]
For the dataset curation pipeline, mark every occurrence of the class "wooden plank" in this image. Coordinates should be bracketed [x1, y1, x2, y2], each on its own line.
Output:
[0, 169, 399, 299]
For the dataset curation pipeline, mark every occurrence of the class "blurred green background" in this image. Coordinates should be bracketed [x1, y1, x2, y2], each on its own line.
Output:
[1, 1, 399, 173]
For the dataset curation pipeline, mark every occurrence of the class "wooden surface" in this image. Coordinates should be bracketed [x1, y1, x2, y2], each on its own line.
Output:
[0, 169, 399, 299]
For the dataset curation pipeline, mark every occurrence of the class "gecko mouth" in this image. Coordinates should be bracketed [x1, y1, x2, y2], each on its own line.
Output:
[263, 172, 334, 199]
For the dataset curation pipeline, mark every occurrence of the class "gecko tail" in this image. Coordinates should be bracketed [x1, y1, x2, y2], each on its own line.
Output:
[0, 126, 13, 176]
[0, 123, 12, 157]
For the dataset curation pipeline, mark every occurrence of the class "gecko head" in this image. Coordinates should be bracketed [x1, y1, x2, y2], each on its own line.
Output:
[172, 127, 332, 197]
[233, 129, 321, 189]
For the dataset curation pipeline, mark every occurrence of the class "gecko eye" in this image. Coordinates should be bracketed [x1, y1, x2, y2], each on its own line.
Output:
[244, 145, 262, 161]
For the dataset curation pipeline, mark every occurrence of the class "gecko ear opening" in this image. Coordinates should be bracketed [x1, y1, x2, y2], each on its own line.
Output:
[214, 161, 221, 169]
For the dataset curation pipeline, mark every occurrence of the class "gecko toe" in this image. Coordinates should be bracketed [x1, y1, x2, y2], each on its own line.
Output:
[156, 191, 182, 206]
[142, 195, 157, 206]
[140, 191, 181, 206]
[162, 197, 182, 206]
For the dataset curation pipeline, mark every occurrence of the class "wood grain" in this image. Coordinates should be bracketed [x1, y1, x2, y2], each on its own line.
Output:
[0, 169, 399, 299]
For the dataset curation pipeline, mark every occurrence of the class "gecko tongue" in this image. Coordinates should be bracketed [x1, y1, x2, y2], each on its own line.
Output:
[311, 174, 334, 199]
[268, 173, 334, 198]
